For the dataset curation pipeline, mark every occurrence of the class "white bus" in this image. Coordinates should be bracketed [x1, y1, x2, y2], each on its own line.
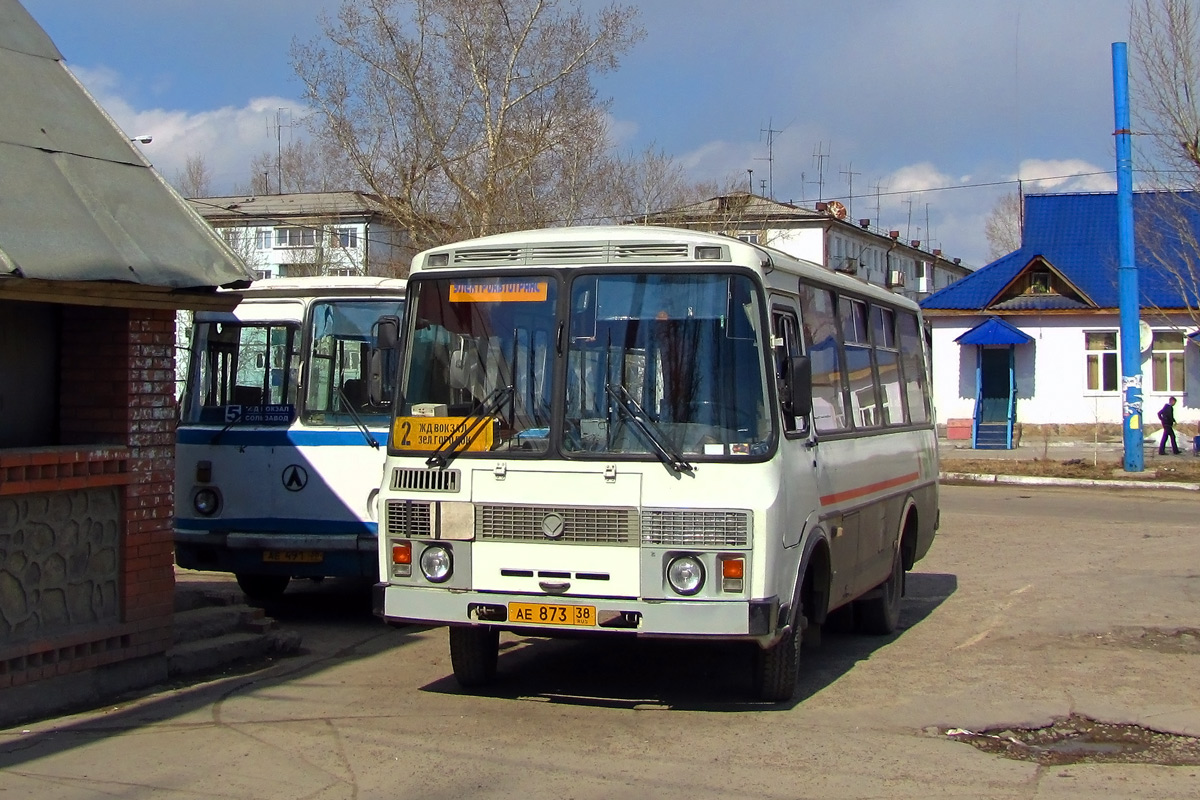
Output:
[176, 276, 405, 600]
[372, 227, 937, 700]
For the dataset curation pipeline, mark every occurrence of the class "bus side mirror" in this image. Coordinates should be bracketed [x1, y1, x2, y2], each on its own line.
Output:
[785, 355, 812, 417]
[366, 350, 383, 406]
[375, 316, 400, 350]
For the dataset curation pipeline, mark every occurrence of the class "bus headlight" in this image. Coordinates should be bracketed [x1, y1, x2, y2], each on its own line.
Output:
[193, 488, 220, 516]
[420, 545, 453, 583]
[666, 556, 705, 596]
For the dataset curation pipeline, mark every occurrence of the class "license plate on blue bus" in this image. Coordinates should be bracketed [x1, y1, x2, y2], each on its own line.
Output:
[262, 550, 324, 564]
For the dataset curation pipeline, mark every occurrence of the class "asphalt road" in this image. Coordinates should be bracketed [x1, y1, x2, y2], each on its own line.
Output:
[2, 484, 1200, 799]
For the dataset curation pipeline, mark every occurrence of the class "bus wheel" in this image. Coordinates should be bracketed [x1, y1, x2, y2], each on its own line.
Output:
[856, 550, 903, 635]
[448, 625, 500, 688]
[235, 573, 290, 602]
[753, 627, 799, 702]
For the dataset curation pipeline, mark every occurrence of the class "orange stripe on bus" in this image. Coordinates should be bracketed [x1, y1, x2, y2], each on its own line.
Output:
[820, 471, 921, 506]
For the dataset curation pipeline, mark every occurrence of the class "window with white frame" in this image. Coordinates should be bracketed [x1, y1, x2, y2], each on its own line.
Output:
[255, 230, 273, 249]
[1150, 331, 1185, 393]
[1085, 331, 1119, 392]
[736, 232, 759, 244]
[332, 227, 359, 248]
[275, 227, 316, 248]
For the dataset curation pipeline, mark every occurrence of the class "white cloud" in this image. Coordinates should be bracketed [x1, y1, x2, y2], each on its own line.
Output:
[69, 65, 306, 194]
[1015, 158, 1116, 192]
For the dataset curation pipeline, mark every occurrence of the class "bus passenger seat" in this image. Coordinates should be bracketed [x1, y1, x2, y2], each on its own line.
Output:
[341, 378, 368, 410]
[232, 385, 263, 406]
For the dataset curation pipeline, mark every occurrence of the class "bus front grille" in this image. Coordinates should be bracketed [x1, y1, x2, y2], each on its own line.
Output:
[640, 509, 751, 547]
[386, 500, 432, 537]
[477, 505, 637, 544]
[391, 468, 460, 492]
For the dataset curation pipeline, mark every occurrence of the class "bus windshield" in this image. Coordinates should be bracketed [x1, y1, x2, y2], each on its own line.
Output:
[183, 297, 404, 427]
[183, 321, 299, 424]
[393, 270, 772, 460]
[398, 277, 557, 453]
[565, 272, 771, 458]
[303, 299, 405, 423]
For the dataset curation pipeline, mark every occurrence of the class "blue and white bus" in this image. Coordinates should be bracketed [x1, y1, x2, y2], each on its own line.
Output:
[175, 276, 405, 600]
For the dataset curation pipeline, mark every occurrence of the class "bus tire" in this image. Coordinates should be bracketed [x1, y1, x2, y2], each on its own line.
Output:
[856, 549, 903, 635]
[235, 573, 290, 602]
[753, 627, 799, 702]
[448, 625, 500, 688]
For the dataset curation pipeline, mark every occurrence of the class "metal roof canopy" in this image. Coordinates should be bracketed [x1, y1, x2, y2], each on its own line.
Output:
[0, 0, 252, 308]
[954, 316, 1034, 346]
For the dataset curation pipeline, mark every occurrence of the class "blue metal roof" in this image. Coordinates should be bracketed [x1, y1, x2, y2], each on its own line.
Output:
[922, 191, 1200, 311]
[955, 316, 1034, 346]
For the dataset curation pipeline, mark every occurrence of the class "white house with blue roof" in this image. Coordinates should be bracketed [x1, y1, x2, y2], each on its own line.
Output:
[920, 191, 1200, 449]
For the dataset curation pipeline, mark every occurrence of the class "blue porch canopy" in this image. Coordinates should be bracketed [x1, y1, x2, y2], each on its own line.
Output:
[955, 316, 1033, 346]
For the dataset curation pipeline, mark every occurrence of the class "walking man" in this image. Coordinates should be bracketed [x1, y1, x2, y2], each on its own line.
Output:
[1158, 396, 1180, 455]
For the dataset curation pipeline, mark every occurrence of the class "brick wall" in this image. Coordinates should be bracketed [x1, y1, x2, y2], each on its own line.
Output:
[0, 307, 178, 690]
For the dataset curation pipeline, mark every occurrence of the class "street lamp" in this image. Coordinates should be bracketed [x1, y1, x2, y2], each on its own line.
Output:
[129, 135, 153, 144]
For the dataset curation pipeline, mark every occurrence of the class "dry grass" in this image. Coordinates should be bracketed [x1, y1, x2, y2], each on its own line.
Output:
[941, 455, 1200, 482]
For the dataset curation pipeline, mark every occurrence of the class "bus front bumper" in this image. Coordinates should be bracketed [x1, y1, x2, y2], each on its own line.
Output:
[175, 530, 377, 578]
[372, 583, 780, 640]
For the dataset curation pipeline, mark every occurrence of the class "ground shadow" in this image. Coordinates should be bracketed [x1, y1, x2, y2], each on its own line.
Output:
[418, 571, 958, 712]
[0, 577, 414, 770]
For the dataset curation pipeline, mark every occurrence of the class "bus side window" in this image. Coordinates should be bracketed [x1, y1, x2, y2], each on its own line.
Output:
[772, 308, 805, 434]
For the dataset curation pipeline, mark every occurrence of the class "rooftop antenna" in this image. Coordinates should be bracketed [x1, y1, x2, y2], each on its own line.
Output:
[268, 108, 292, 195]
[811, 142, 830, 203]
[904, 197, 914, 240]
[840, 162, 861, 219]
[870, 179, 886, 228]
[757, 118, 783, 199]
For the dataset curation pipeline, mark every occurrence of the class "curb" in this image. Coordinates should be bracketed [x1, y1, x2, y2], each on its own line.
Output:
[940, 471, 1200, 491]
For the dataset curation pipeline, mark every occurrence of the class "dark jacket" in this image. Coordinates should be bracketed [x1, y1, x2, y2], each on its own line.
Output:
[1158, 402, 1176, 428]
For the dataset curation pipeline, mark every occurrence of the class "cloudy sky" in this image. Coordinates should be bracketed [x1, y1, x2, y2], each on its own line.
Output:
[22, 0, 1136, 267]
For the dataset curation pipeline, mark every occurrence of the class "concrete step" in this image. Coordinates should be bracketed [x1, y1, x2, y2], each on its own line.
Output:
[166, 630, 301, 679]
[173, 605, 273, 646]
[169, 579, 300, 679]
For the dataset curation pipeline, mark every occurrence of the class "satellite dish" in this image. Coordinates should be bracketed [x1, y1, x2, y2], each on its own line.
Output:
[1139, 320, 1153, 353]
[825, 200, 848, 220]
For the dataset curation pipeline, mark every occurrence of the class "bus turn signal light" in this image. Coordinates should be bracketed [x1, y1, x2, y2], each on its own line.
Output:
[391, 541, 412, 579]
[721, 557, 744, 593]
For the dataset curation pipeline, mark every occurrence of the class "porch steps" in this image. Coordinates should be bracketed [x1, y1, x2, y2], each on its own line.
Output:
[974, 422, 1011, 450]
[167, 585, 301, 679]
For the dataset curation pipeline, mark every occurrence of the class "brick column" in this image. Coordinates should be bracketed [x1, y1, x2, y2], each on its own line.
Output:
[57, 307, 177, 657]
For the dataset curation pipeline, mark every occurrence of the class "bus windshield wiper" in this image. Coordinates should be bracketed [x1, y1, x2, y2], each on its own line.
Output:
[335, 386, 379, 449]
[210, 407, 243, 445]
[605, 384, 694, 476]
[425, 384, 513, 469]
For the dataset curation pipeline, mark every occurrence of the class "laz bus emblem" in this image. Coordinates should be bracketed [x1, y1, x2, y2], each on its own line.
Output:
[282, 464, 309, 492]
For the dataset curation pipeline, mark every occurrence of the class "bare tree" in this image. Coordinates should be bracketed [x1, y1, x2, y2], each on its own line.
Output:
[1128, 0, 1200, 330]
[984, 190, 1023, 261]
[612, 144, 704, 222]
[175, 153, 213, 198]
[1130, 0, 1200, 186]
[237, 138, 353, 196]
[292, 0, 644, 252]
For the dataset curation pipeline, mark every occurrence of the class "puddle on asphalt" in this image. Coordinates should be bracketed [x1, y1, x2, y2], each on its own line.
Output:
[943, 715, 1200, 766]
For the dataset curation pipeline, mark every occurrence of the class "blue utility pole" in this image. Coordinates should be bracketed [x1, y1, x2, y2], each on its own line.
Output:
[1113, 42, 1143, 472]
